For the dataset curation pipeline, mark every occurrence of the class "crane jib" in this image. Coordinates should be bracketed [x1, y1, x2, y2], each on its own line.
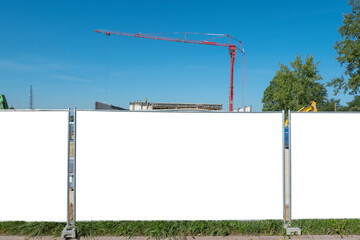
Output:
[94, 29, 246, 111]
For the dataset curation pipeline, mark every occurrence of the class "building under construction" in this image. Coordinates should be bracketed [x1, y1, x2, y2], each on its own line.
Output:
[130, 100, 222, 111]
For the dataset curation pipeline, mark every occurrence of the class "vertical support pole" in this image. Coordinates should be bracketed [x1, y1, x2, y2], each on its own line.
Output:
[62, 108, 77, 239]
[229, 46, 236, 112]
[284, 109, 301, 235]
[282, 110, 285, 224]
[66, 108, 70, 226]
[73, 108, 77, 224]
[288, 109, 292, 224]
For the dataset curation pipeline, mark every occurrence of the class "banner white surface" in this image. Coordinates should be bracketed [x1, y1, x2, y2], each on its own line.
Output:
[291, 113, 360, 219]
[77, 111, 283, 221]
[0, 111, 68, 221]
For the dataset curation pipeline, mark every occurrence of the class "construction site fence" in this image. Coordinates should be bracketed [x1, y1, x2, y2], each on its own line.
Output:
[0, 110, 359, 225]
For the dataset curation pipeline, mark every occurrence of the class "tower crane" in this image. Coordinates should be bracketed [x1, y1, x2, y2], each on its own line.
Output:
[94, 30, 245, 111]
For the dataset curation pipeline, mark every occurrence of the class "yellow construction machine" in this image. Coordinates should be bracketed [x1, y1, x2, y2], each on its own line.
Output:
[285, 101, 317, 125]
[297, 101, 317, 112]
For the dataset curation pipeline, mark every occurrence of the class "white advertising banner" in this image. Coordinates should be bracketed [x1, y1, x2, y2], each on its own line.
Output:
[291, 113, 360, 219]
[0, 111, 68, 221]
[77, 111, 283, 221]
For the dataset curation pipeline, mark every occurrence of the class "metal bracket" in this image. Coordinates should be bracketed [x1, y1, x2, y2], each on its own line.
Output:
[61, 225, 77, 239]
[286, 227, 301, 235]
[284, 224, 301, 235]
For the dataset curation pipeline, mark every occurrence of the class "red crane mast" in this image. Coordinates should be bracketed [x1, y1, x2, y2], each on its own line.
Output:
[94, 30, 245, 111]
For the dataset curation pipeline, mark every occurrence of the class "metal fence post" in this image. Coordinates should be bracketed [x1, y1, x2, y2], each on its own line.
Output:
[288, 109, 292, 224]
[282, 110, 285, 224]
[73, 108, 77, 224]
[67, 109, 70, 226]
[285, 110, 301, 235]
[62, 108, 77, 239]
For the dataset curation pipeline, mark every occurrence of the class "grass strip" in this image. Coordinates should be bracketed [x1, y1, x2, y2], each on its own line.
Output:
[0, 221, 65, 236]
[75, 220, 284, 237]
[0, 219, 359, 237]
[293, 219, 360, 235]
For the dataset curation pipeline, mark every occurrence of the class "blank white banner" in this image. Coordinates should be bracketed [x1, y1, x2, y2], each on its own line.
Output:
[77, 111, 283, 221]
[292, 113, 360, 219]
[0, 111, 68, 221]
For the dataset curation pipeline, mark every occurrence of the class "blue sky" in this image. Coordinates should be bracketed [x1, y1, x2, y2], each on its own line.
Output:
[0, 0, 353, 111]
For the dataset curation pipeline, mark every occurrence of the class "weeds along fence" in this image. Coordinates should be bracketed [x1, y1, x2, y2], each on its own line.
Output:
[0, 110, 359, 226]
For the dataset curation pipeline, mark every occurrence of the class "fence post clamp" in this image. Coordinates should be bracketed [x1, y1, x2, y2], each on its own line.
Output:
[61, 225, 77, 239]
[284, 223, 301, 235]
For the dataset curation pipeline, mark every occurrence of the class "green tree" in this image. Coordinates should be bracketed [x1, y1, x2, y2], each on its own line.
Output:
[329, 0, 360, 95]
[341, 95, 360, 111]
[317, 98, 341, 111]
[262, 55, 327, 111]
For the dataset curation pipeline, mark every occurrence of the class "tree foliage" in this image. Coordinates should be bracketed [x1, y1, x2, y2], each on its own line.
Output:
[330, 0, 360, 95]
[262, 55, 327, 111]
[317, 96, 360, 111]
[317, 98, 341, 111]
[341, 95, 360, 111]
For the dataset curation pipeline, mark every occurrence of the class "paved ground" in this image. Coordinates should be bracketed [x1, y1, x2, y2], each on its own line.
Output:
[1, 236, 360, 240]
